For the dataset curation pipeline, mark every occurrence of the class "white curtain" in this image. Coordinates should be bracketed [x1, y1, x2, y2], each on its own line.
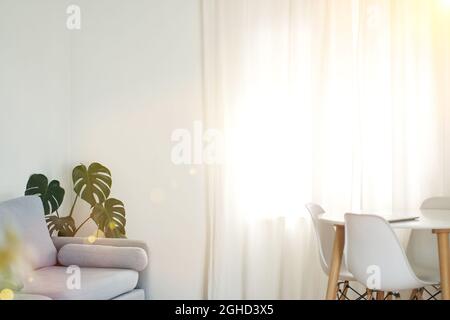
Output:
[202, 0, 450, 299]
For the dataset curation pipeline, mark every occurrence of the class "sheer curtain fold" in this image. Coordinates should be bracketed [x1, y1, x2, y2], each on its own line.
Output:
[202, 0, 450, 299]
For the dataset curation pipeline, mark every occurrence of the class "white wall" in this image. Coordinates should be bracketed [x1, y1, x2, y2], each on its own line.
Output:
[0, 0, 207, 299]
[67, 0, 207, 300]
[0, 0, 72, 205]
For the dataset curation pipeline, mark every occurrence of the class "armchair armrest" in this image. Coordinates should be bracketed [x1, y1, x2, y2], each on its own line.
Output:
[52, 237, 150, 299]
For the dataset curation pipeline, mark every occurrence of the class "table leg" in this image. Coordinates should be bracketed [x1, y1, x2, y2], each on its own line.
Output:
[433, 229, 450, 300]
[325, 225, 345, 300]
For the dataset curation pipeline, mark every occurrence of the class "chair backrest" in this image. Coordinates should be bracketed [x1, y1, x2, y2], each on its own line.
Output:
[406, 197, 450, 271]
[305, 203, 335, 274]
[420, 197, 450, 210]
[345, 214, 424, 291]
[0, 196, 57, 269]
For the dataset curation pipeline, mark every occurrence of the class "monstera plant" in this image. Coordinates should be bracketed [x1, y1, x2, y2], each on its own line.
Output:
[25, 162, 127, 238]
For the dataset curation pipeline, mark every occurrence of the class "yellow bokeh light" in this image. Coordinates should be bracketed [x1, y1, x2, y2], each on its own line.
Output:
[0, 288, 14, 300]
[87, 235, 97, 243]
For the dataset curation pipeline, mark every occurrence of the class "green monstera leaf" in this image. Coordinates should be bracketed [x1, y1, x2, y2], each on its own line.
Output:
[73, 163, 112, 207]
[46, 215, 76, 237]
[25, 174, 65, 215]
[90, 198, 126, 238]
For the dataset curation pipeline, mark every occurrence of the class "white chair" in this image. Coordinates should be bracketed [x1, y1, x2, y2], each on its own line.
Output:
[305, 203, 364, 300]
[345, 213, 438, 299]
[406, 197, 448, 299]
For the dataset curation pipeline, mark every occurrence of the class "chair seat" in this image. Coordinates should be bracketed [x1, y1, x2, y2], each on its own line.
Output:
[410, 264, 440, 285]
[21, 266, 138, 300]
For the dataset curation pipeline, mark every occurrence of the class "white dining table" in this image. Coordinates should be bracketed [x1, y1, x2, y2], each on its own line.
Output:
[319, 209, 450, 300]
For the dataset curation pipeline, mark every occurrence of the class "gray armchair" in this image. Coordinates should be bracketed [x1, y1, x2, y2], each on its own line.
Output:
[0, 196, 149, 300]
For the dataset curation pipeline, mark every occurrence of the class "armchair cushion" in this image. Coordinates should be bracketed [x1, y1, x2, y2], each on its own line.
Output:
[58, 244, 148, 271]
[21, 266, 138, 300]
[113, 289, 145, 300]
[13, 293, 52, 300]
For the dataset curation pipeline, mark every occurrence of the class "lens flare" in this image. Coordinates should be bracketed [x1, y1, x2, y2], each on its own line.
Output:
[0, 288, 14, 300]
[87, 235, 97, 243]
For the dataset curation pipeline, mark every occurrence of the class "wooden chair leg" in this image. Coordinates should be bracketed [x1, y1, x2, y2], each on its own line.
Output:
[366, 289, 373, 300]
[385, 292, 393, 300]
[339, 281, 349, 300]
[417, 288, 424, 300]
[410, 288, 425, 300]
[376, 291, 385, 300]
[336, 282, 342, 299]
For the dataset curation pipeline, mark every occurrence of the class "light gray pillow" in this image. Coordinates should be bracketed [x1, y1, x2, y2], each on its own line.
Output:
[58, 244, 148, 271]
